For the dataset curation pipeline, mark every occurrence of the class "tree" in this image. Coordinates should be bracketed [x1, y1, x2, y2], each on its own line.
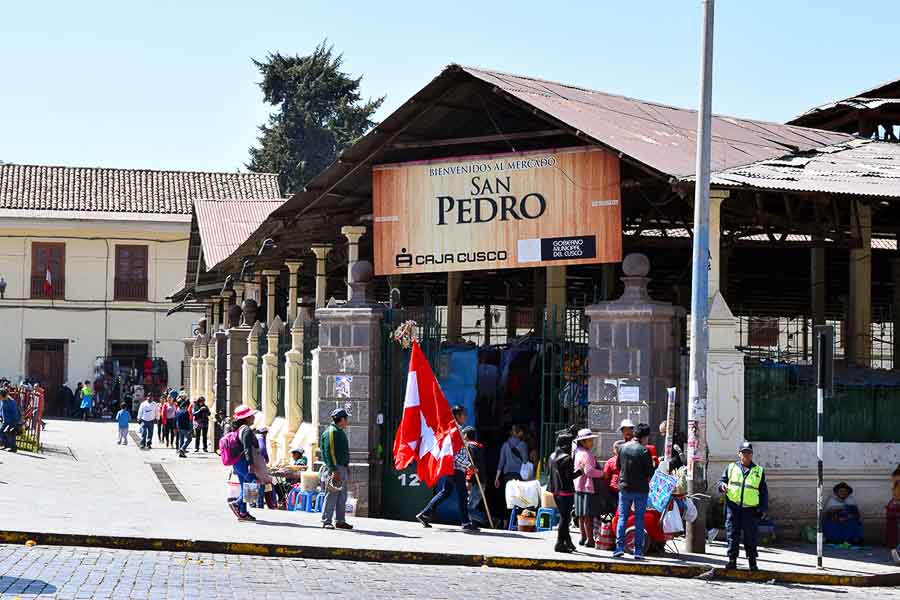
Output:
[247, 42, 384, 194]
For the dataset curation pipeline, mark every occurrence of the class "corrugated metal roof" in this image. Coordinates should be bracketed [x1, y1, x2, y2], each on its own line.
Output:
[708, 139, 900, 197]
[461, 66, 853, 178]
[195, 199, 284, 270]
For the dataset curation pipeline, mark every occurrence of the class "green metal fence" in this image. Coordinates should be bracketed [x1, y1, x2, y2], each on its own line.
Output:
[539, 307, 590, 474]
[380, 306, 442, 520]
[745, 363, 900, 442]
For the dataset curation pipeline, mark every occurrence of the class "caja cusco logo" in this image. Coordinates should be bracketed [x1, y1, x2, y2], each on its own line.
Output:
[395, 247, 508, 268]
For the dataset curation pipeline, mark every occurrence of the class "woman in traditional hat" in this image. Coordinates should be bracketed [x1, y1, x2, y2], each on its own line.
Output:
[228, 404, 261, 521]
[573, 428, 608, 547]
[823, 481, 864, 545]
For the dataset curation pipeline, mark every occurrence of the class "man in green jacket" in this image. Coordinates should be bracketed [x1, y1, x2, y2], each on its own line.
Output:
[321, 408, 352, 530]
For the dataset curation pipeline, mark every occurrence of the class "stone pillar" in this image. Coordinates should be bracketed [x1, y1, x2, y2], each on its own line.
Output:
[708, 190, 730, 298]
[283, 309, 309, 443]
[584, 254, 684, 457]
[847, 201, 872, 367]
[197, 334, 210, 402]
[447, 271, 462, 341]
[342, 225, 366, 300]
[241, 322, 262, 409]
[222, 292, 233, 326]
[233, 282, 245, 306]
[262, 270, 279, 326]
[706, 292, 745, 475]
[311, 244, 333, 309]
[315, 261, 383, 517]
[226, 324, 250, 415]
[260, 316, 282, 427]
[206, 332, 217, 403]
[189, 336, 201, 399]
[211, 296, 222, 331]
[546, 265, 567, 335]
[285, 261, 302, 323]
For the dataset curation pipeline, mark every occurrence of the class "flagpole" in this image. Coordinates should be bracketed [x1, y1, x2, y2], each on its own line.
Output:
[462, 439, 495, 529]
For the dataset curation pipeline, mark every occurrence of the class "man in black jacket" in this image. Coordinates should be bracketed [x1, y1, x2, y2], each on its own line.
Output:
[613, 422, 655, 559]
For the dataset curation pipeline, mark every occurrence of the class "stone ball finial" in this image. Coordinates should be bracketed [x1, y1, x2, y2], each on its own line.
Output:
[622, 253, 650, 277]
[350, 260, 373, 284]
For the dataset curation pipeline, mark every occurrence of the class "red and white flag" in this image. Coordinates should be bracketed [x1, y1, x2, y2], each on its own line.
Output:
[393, 340, 462, 487]
[43, 267, 52, 296]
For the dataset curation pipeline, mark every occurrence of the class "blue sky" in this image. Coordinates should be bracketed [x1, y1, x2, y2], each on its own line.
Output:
[1, 1, 896, 173]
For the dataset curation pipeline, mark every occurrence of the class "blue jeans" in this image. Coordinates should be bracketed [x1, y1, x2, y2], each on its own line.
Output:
[2, 427, 17, 451]
[232, 458, 256, 514]
[177, 429, 192, 452]
[420, 471, 470, 525]
[615, 490, 649, 556]
[140, 420, 154, 447]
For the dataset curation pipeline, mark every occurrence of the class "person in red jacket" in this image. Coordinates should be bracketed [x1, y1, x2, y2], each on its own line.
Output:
[603, 440, 625, 496]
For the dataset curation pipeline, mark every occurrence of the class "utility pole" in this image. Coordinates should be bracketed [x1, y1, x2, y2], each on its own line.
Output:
[685, 0, 716, 554]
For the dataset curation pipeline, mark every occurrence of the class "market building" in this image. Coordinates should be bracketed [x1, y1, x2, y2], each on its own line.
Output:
[0, 163, 281, 415]
[176, 66, 900, 540]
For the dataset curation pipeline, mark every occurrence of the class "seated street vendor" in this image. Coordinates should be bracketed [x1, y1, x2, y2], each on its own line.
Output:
[290, 447, 308, 467]
[823, 481, 864, 545]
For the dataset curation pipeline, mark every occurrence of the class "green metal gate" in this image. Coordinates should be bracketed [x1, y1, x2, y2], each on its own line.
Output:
[539, 307, 590, 475]
[302, 318, 319, 422]
[380, 306, 442, 521]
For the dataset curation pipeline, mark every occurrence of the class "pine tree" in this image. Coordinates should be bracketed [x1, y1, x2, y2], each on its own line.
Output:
[247, 42, 384, 194]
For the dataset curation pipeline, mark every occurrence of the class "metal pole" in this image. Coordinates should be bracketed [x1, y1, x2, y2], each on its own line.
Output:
[816, 332, 826, 569]
[685, 0, 716, 555]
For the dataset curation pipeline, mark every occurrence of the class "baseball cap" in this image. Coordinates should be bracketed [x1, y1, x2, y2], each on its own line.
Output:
[739, 441, 754, 453]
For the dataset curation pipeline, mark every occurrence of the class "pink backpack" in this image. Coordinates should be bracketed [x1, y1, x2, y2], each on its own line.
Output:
[219, 429, 243, 466]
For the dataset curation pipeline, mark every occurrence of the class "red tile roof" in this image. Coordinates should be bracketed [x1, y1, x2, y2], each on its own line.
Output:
[194, 199, 285, 270]
[0, 164, 281, 214]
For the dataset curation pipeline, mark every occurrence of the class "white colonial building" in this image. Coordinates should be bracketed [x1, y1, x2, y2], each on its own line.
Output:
[0, 164, 281, 414]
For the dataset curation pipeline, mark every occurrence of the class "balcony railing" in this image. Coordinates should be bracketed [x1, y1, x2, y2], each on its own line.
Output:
[30, 275, 65, 299]
[114, 278, 148, 301]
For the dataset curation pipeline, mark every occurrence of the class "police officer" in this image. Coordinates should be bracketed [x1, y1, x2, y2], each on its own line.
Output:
[718, 441, 768, 571]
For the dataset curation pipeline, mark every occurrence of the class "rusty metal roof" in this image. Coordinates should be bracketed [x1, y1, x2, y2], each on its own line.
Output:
[194, 199, 284, 270]
[461, 66, 853, 179]
[708, 139, 900, 198]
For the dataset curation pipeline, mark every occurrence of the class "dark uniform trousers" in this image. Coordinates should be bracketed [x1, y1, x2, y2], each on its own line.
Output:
[725, 502, 759, 560]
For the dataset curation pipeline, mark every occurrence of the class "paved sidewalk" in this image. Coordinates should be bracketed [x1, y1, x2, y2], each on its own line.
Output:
[1, 420, 898, 586]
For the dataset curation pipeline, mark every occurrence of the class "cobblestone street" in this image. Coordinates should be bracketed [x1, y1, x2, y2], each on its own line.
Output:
[0, 544, 890, 600]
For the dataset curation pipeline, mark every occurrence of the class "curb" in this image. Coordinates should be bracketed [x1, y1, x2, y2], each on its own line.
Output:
[1, 530, 897, 587]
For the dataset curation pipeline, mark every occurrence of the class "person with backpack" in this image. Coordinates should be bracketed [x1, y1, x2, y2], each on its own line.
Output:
[221, 404, 260, 521]
[192, 396, 211, 453]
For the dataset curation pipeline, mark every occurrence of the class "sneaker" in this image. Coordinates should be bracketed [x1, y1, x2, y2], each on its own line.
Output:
[462, 523, 480, 532]
[748, 560, 759, 572]
[322, 523, 335, 530]
[633, 554, 645, 561]
[612, 550, 625, 558]
[415, 513, 432, 529]
[725, 559, 737, 570]
[335, 522, 354, 530]
[237, 513, 256, 522]
[555, 543, 573, 553]
[891, 548, 900, 566]
[227, 502, 242, 519]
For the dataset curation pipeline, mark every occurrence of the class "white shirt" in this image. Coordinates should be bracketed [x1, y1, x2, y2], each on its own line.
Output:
[137, 400, 158, 422]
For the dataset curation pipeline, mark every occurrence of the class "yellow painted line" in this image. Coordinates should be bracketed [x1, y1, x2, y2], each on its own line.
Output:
[1, 529, 896, 587]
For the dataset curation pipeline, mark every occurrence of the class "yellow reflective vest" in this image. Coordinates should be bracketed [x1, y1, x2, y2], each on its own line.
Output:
[726, 462, 764, 508]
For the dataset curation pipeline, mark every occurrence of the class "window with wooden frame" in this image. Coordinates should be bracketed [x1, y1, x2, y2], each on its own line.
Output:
[31, 242, 65, 299]
[114, 245, 149, 301]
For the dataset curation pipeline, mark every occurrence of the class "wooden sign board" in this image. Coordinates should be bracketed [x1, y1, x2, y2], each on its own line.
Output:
[373, 147, 622, 275]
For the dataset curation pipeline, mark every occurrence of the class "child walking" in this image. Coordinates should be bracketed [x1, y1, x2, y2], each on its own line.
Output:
[115, 402, 130, 445]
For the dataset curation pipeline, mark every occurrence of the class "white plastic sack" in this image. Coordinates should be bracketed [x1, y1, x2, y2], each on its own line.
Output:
[662, 506, 685, 534]
[505, 479, 542, 509]
[519, 461, 535, 481]
[683, 497, 698, 524]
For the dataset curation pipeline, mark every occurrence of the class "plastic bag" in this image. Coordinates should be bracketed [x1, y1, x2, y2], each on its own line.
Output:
[242, 482, 260, 506]
[683, 497, 698, 524]
[662, 507, 685, 534]
[519, 461, 535, 481]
